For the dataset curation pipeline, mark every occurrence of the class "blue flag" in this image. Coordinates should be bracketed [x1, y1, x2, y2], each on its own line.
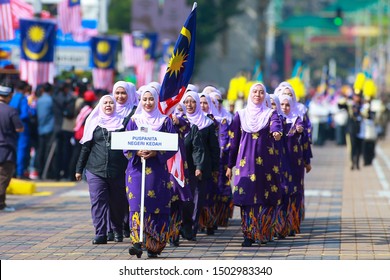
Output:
[159, 3, 196, 114]
[133, 31, 158, 60]
[20, 19, 56, 62]
[90, 36, 119, 69]
[69, 0, 81, 7]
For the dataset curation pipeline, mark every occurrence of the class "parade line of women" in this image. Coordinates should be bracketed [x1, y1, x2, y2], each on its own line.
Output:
[75, 80, 313, 258]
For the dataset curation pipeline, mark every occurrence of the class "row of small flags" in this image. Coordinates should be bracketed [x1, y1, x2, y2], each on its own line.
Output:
[2, 0, 197, 187]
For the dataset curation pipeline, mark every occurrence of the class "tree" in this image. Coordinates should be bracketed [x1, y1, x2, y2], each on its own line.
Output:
[108, 0, 132, 34]
[186, 0, 242, 69]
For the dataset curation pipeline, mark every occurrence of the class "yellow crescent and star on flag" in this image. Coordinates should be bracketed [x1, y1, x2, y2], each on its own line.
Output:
[166, 26, 191, 78]
[23, 25, 49, 61]
[93, 40, 112, 69]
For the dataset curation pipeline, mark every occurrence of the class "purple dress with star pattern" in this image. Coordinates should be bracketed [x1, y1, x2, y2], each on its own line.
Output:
[228, 110, 283, 243]
[125, 117, 177, 254]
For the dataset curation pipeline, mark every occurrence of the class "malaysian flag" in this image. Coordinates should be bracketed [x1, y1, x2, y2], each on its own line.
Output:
[0, 0, 13, 41]
[57, 0, 82, 35]
[90, 35, 118, 91]
[159, 2, 197, 115]
[167, 148, 185, 187]
[10, 0, 33, 30]
[122, 33, 145, 68]
[19, 18, 56, 90]
[158, 39, 175, 83]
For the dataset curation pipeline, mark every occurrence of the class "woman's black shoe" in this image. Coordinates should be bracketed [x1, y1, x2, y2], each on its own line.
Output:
[180, 225, 193, 241]
[92, 236, 107, 244]
[107, 231, 114, 241]
[206, 228, 215, 235]
[129, 242, 143, 258]
[114, 232, 123, 242]
[147, 251, 158, 258]
[241, 237, 254, 247]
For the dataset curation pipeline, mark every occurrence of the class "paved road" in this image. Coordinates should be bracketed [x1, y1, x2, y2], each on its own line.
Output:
[1, 139, 390, 260]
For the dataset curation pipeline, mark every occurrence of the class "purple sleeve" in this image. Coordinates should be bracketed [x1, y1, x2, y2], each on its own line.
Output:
[227, 112, 241, 169]
[219, 119, 230, 153]
[269, 110, 282, 134]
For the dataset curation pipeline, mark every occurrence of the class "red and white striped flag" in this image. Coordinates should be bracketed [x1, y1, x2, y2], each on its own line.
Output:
[10, 0, 33, 30]
[122, 33, 145, 68]
[167, 148, 185, 187]
[135, 59, 155, 88]
[57, 0, 82, 35]
[0, 0, 13, 41]
[19, 60, 55, 90]
[92, 68, 114, 91]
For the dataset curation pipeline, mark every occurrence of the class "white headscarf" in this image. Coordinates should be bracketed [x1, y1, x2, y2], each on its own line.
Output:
[182, 91, 214, 130]
[131, 85, 167, 131]
[238, 83, 274, 133]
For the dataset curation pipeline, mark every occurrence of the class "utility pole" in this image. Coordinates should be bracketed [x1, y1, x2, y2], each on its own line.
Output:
[98, 0, 110, 34]
[33, 0, 42, 18]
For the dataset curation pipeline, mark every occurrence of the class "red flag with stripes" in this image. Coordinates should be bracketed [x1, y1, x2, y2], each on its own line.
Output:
[10, 0, 33, 30]
[57, 0, 82, 35]
[167, 148, 185, 187]
[122, 33, 145, 68]
[0, 0, 13, 41]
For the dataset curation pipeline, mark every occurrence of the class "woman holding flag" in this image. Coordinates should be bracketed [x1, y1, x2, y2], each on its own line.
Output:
[124, 85, 176, 258]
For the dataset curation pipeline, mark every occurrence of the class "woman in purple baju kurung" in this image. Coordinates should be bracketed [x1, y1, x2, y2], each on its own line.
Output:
[168, 104, 200, 245]
[277, 85, 312, 229]
[279, 94, 307, 236]
[125, 86, 177, 258]
[226, 83, 283, 246]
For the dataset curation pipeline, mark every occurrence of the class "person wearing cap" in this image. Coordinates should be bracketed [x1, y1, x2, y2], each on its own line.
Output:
[0, 83, 24, 212]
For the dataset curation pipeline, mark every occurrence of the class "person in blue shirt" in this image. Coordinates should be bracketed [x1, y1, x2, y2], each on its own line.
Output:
[9, 80, 31, 179]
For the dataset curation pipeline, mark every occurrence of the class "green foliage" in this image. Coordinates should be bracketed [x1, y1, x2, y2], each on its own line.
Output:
[108, 0, 132, 33]
[186, 0, 242, 68]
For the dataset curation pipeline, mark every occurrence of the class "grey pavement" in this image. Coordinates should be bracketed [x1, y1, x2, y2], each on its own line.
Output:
[1, 137, 390, 260]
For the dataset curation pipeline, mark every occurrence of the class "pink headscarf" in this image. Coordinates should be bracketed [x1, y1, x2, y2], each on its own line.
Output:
[238, 83, 274, 133]
[131, 85, 167, 131]
[279, 85, 307, 117]
[182, 91, 214, 130]
[208, 89, 233, 125]
[278, 94, 299, 125]
[80, 95, 124, 144]
[112, 81, 137, 118]
[199, 92, 219, 117]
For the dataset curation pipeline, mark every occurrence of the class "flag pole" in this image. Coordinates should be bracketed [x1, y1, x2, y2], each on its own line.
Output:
[139, 157, 146, 243]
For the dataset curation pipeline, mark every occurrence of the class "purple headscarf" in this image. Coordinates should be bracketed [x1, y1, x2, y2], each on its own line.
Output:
[238, 83, 274, 133]
[80, 95, 124, 144]
[182, 91, 213, 130]
[131, 85, 167, 131]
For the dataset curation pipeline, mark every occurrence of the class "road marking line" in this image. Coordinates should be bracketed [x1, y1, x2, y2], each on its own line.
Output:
[35, 182, 77, 188]
[373, 160, 389, 190]
[376, 145, 390, 170]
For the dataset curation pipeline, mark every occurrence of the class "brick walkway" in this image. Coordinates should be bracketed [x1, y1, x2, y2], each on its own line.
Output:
[1, 139, 390, 260]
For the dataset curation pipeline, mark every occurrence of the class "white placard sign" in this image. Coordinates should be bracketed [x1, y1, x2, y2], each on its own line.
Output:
[111, 126, 178, 151]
